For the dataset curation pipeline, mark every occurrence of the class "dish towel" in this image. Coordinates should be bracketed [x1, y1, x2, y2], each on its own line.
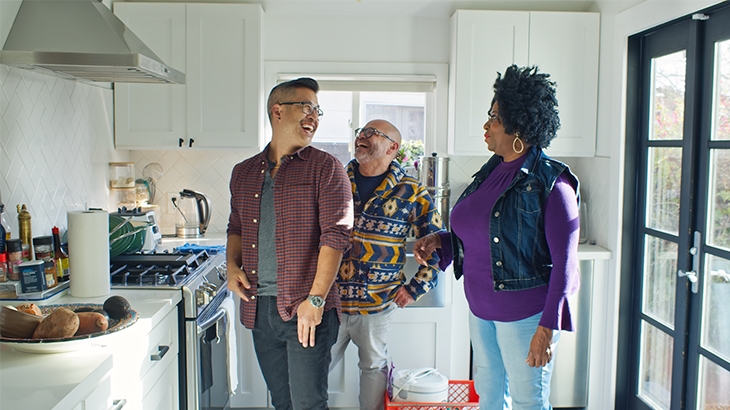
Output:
[220, 292, 239, 394]
[175, 243, 226, 254]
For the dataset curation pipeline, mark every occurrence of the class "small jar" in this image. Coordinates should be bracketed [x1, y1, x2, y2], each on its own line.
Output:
[6, 239, 22, 280]
[32, 236, 56, 289]
[0, 253, 8, 282]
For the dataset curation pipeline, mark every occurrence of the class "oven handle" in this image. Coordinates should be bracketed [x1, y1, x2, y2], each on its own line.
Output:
[197, 308, 226, 335]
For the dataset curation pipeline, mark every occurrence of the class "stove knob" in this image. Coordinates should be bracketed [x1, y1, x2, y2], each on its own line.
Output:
[216, 266, 227, 281]
[196, 288, 210, 307]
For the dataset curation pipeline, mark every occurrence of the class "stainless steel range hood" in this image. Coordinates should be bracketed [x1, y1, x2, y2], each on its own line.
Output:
[0, 0, 185, 84]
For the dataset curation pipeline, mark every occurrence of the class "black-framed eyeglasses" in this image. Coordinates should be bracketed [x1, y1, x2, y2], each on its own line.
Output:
[355, 127, 397, 144]
[279, 101, 324, 117]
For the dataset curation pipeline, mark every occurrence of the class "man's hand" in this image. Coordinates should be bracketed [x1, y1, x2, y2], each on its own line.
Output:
[227, 265, 251, 302]
[394, 287, 416, 308]
[525, 325, 554, 368]
[297, 301, 323, 348]
[413, 233, 441, 265]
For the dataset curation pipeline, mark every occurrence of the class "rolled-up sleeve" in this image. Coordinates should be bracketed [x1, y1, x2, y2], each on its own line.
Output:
[318, 155, 354, 253]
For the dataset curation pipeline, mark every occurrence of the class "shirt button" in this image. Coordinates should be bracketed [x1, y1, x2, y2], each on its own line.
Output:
[261, 161, 266, 165]
[498, 283, 505, 290]
[261, 169, 265, 173]
[251, 244, 256, 248]
[496, 261, 502, 267]
[494, 211, 500, 217]
[251, 269, 256, 274]
[253, 219, 258, 223]
[493, 237, 499, 243]
[254, 194, 259, 198]
[251, 295, 256, 300]
[527, 185, 532, 191]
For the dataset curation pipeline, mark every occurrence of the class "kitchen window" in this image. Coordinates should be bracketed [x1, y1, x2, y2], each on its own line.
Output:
[273, 72, 439, 167]
[314, 90, 427, 166]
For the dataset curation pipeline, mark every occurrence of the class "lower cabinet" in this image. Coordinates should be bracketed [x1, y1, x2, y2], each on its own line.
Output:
[70, 366, 114, 410]
[107, 306, 180, 410]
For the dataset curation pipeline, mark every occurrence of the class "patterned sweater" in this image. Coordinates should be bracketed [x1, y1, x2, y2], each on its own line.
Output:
[337, 160, 444, 315]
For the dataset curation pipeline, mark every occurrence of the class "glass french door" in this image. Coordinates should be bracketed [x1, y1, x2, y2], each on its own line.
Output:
[630, 5, 730, 410]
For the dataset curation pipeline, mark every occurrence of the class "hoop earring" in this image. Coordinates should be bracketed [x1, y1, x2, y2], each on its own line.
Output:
[512, 134, 524, 154]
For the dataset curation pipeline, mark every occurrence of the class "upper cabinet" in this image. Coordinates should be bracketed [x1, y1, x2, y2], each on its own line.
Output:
[448, 10, 600, 157]
[113, 3, 264, 150]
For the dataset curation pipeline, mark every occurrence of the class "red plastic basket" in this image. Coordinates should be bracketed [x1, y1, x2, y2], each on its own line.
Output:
[384, 380, 479, 410]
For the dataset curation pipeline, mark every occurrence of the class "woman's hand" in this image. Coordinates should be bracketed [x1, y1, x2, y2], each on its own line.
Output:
[413, 233, 441, 265]
[525, 325, 554, 368]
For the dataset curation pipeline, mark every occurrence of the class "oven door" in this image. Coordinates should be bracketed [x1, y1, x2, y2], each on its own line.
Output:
[186, 306, 230, 410]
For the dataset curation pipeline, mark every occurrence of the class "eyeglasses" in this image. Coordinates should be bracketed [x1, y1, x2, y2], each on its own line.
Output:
[279, 101, 324, 117]
[355, 127, 397, 144]
[487, 111, 500, 123]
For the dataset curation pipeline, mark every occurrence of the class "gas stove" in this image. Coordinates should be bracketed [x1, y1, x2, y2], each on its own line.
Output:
[110, 250, 227, 319]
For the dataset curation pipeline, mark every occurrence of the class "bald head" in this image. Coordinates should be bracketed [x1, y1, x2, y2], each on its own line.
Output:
[364, 119, 401, 147]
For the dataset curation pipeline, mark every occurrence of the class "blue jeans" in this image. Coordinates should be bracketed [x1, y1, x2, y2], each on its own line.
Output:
[330, 305, 396, 410]
[253, 296, 340, 410]
[469, 311, 560, 410]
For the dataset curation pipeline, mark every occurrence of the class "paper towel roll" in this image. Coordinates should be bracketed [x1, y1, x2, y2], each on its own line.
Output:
[68, 210, 110, 297]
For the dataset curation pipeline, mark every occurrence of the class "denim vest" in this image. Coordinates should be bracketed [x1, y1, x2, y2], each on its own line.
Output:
[451, 146, 579, 291]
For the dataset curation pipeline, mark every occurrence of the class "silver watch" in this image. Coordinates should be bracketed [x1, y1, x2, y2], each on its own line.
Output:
[307, 295, 325, 308]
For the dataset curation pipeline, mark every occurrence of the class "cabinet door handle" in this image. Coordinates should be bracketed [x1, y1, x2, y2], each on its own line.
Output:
[109, 399, 127, 410]
[150, 345, 170, 361]
[178, 138, 184, 147]
[189, 138, 194, 147]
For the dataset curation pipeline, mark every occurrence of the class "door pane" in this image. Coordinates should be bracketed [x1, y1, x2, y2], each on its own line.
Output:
[643, 236, 677, 327]
[711, 39, 730, 141]
[707, 150, 730, 250]
[649, 51, 686, 141]
[697, 357, 730, 410]
[702, 255, 730, 362]
[639, 321, 674, 410]
[646, 147, 683, 234]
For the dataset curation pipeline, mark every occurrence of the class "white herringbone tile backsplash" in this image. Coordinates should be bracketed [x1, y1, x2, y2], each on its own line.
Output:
[0, 65, 128, 239]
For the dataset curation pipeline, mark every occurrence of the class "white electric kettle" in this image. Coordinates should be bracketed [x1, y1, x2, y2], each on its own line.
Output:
[172, 189, 212, 237]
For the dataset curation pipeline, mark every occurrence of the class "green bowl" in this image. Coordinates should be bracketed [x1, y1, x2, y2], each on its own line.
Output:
[109, 215, 134, 258]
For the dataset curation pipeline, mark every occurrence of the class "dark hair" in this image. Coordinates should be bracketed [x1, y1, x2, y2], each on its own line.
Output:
[267, 77, 320, 121]
[492, 65, 560, 149]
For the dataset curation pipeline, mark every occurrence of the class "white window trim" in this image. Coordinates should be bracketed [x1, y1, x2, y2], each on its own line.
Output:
[264, 61, 449, 156]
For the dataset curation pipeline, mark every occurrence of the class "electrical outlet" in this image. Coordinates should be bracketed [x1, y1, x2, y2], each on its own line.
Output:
[167, 192, 178, 214]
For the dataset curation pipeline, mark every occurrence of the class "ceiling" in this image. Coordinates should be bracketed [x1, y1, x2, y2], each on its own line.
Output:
[128, 0, 646, 17]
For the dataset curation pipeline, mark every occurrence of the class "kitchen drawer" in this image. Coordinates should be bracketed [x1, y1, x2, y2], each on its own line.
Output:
[141, 355, 179, 410]
[71, 372, 112, 410]
[110, 307, 179, 407]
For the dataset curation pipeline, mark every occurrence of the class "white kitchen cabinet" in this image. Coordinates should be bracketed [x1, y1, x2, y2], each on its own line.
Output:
[448, 10, 599, 157]
[107, 304, 180, 410]
[114, 3, 264, 150]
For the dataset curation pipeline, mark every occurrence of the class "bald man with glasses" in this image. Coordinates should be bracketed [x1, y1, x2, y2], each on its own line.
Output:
[330, 119, 444, 410]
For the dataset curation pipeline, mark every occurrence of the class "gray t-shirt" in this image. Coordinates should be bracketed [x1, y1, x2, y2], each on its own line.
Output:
[256, 164, 278, 296]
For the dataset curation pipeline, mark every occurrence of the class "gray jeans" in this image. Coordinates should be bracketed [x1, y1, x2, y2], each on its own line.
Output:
[253, 296, 340, 410]
[330, 305, 396, 410]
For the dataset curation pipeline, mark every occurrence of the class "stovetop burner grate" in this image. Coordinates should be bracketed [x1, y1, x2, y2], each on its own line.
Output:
[109, 251, 210, 287]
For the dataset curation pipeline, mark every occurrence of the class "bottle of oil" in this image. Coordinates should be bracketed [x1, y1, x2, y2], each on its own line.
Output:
[0, 197, 10, 253]
[52, 226, 70, 282]
[17, 204, 32, 260]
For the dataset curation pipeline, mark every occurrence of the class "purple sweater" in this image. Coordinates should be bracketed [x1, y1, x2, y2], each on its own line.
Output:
[440, 156, 580, 331]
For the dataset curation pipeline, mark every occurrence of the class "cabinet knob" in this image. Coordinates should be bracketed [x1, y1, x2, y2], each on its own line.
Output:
[178, 138, 184, 147]
[189, 138, 195, 148]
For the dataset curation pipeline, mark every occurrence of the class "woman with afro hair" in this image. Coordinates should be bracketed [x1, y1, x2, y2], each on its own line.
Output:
[414, 65, 581, 409]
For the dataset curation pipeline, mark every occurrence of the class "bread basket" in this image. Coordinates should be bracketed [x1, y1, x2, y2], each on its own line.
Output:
[0, 305, 43, 339]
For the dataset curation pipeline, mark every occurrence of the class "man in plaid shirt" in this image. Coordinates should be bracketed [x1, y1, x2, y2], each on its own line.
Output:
[227, 78, 353, 409]
[330, 119, 443, 410]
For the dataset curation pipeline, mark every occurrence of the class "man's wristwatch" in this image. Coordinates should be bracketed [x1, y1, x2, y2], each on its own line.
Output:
[307, 295, 325, 308]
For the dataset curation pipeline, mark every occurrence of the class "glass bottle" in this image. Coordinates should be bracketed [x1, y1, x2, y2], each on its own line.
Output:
[52, 227, 70, 282]
[0, 203, 9, 253]
[17, 204, 32, 258]
[0, 253, 8, 282]
[32, 236, 56, 289]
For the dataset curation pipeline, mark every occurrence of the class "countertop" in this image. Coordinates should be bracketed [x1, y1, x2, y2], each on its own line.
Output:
[0, 288, 181, 410]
